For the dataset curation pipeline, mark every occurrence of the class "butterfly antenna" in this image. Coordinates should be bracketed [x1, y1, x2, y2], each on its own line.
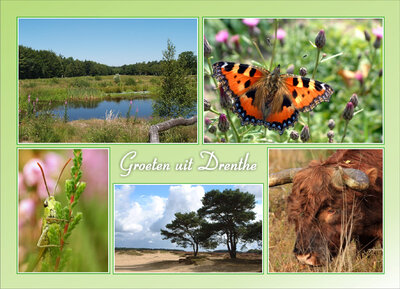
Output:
[37, 162, 50, 197]
[53, 158, 72, 196]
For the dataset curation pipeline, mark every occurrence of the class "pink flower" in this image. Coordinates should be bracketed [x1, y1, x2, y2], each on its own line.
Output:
[230, 35, 240, 43]
[37, 177, 56, 198]
[276, 28, 286, 40]
[130, 100, 133, 105]
[80, 149, 108, 199]
[36, 97, 39, 103]
[372, 27, 383, 39]
[19, 198, 36, 220]
[205, 117, 211, 126]
[23, 159, 43, 187]
[28, 95, 31, 103]
[354, 71, 363, 82]
[44, 152, 63, 178]
[18, 172, 26, 196]
[65, 100, 68, 105]
[242, 18, 260, 27]
[136, 107, 139, 113]
[215, 30, 229, 43]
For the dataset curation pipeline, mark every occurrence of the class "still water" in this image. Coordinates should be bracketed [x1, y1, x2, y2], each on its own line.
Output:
[51, 98, 154, 121]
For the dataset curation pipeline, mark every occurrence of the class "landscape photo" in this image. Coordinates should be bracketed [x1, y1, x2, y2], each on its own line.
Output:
[18, 18, 198, 143]
[114, 184, 263, 273]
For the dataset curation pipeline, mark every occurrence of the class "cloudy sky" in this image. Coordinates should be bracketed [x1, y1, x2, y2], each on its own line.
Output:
[114, 184, 263, 251]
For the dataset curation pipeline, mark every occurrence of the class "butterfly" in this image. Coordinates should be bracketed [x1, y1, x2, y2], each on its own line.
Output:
[213, 62, 334, 134]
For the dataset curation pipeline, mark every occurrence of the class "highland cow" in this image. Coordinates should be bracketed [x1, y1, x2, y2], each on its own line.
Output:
[269, 149, 382, 266]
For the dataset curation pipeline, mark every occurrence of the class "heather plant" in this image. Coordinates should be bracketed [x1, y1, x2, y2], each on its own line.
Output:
[204, 18, 383, 143]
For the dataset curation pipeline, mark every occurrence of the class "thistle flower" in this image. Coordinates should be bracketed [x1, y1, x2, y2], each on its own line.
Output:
[215, 30, 229, 43]
[290, 130, 299, 140]
[364, 30, 371, 42]
[328, 119, 335, 130]
[218, 114, 230, 132]
[300, 126, 310, 142]
[219, 86, 231, 109]
[350, 93, 359, 107]
[230, 35, 241, 52]
[242, 18, 260, 27]
[204, 99, 211, 111]
[354, 71, 364, 85]
[315, 30, 326, 49]
[299, 67, 307, 76]
[373, 37, 381, 49]
[342, 102, 354, 121]
[276, 28, 286, 46]
[204, 35, 212, 57]
[205, 117, 211, 126]
[372, 27, 383, 39]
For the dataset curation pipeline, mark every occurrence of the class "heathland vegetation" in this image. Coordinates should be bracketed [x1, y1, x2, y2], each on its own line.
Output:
[18, 41, 197, 143]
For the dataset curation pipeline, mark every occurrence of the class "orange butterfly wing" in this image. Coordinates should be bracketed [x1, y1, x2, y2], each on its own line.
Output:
[283, 75, 334, 112]
[213, 62, 264, 98]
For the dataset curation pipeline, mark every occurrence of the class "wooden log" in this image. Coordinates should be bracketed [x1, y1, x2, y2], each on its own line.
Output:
[149, 116, 197, 143]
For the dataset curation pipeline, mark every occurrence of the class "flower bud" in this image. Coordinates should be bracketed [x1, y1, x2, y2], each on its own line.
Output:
[327, 130, 334, 143]
[230, 35, 241, 53]
[290, 130, 299, 140]
[315, 30, 326, 49]
[373, 37, 381, 49]
[299, 67, 307, 77]
[220, 138, 226, 143]
[208, 125, 216, 134]
[379, 69, 382, 77]
[342, 102, 354, 121]
[204, 99, 211, 111]
[218, 114, 230, 132]
[204, 136, 212, 143]
[364, 30, 371, 42]
[350, 93, 358, 108]
[219, 86, 231, 109]
[300, 126, 310, 142]
[328, 119, 335, 130]
[205, 117, 211, 126]
[204, 35, 212, 57]
[286, 64, 294, 74]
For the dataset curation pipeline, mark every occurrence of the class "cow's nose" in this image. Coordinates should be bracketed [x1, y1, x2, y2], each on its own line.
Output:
[296, 253, 320, 266]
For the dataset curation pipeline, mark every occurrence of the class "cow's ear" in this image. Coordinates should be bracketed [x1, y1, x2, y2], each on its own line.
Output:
[366, 168, 378, 186]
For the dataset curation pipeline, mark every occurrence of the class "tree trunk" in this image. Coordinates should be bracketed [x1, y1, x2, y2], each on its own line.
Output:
[194, 243, 198, 257]
[149, 116, 197, 143]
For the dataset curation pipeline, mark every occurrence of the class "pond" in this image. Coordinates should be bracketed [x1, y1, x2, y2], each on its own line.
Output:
[50, 97, 154, 121]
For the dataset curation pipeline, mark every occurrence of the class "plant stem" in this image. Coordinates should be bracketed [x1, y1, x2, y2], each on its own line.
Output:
[341, 120, 349, 143]
[226, 110, 240, 142]
[269, 19, 278, 71]
[253, 40, 267, 68]
[224, 131, 229, 143]
[312, 48, 321, 79]
[308, 47, 321, 142]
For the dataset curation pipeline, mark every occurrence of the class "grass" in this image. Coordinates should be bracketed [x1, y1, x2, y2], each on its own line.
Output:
[19, 74, 159, 109]
[268, 149, 383, 272]
[19, 114, 197, 143]
[204, 18, 383, 143]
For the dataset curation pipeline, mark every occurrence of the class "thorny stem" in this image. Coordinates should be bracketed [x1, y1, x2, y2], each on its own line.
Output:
[341, 120, 349, 143]
[269, 19, 278, 71]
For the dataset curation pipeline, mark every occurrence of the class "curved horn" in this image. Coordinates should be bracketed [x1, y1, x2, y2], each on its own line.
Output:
[331, 167, 370, 191]
[269, 168, 303, 187]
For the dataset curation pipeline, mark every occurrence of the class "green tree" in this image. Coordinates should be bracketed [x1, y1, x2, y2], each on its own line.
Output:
[153, 39, 196, 118]
[178, 51, 197, 75]
[198, 189, 259, 259]
[160, 212, 216, 256]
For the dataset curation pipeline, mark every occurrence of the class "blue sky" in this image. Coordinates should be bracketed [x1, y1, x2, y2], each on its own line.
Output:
[19, 18, 197, 66]
[114, 184, 263, 250]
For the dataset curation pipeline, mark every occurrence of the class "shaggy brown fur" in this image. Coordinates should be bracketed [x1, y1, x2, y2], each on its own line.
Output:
[287, 149, 382, 265]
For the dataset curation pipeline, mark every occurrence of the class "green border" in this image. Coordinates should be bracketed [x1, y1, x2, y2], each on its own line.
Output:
[111, 183, 264, 275]
[16, 147, 111, 274]
[201, 16, 385, 145]
[16, 16, 200, 145]
[266, 147, 385, 274]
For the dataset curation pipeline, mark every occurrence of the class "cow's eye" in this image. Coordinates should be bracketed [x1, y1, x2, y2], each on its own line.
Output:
[327, 209, 336, 214]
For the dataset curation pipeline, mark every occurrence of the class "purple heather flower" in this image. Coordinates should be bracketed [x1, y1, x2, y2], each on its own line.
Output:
[215, 30, 229, 43]
[242, 18, 260, 27]
[19, 198, 36, 220]
[18, 172, 26, 196]
[276, 28, 286, 40]
[23, 158, 42, 186]
[44, 152, 63, 178]
[80, 149, 108, 199]
[372, 27, 383, 39]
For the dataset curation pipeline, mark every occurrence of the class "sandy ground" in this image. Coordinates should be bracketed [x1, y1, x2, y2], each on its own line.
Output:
[114, 250, 262, 273]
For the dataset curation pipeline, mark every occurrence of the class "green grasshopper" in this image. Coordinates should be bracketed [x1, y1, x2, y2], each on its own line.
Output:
[31, 158, 72, 271]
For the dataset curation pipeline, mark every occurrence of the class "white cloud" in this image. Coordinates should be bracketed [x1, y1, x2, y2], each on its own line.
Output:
[234, 184, 263, 200]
